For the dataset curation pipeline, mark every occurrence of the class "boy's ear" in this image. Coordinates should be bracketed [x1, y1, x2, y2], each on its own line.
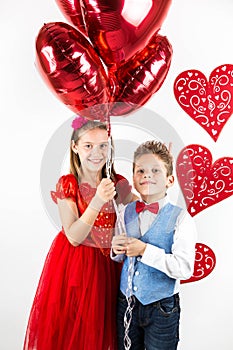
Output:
[166, 175, 174, 188]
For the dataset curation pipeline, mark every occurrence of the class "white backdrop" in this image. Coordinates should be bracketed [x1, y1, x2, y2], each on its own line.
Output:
[0, 0, 233, 349]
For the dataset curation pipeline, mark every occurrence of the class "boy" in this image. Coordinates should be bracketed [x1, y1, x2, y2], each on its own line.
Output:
[112, 141, 197, 350]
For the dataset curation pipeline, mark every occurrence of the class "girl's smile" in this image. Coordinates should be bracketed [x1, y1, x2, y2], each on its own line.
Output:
[87, 157, 105, 164]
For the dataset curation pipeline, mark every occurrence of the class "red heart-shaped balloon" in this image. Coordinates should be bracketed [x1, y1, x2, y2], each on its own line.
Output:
[176, 144, 233, 216]
[76, 0, 172, 68]
[35, 22, 110, 120]
[110, 34, 172, 116]
[55, 0, 87, 35]
[181, 243, 216, 284]
[174, 64, 233, 141]
[36, 22, 172, 119]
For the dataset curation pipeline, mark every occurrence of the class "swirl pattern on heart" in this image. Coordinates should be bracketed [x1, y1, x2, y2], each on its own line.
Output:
[176, 144, 233, 216]
[174, 64, 233, 141]
[181, 243, 216, 284]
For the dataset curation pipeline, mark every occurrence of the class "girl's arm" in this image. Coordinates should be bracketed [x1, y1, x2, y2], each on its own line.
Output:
[58, 178, 116, 246]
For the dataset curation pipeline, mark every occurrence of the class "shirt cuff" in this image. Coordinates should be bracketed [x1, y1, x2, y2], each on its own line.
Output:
[110, 248, 125, 262]
[141, 243, 163, 266]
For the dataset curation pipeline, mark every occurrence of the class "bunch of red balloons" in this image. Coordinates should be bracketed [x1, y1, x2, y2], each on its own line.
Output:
[36, 0, 173, 120]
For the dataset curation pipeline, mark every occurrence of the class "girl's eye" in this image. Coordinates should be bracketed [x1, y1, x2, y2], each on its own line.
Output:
[152, 168, 159, 173]
[137, 169, 144, 174]
[84, 144, 92, 149]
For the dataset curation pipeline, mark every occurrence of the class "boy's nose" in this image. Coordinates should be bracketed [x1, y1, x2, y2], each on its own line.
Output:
[143, 172, 151, 178]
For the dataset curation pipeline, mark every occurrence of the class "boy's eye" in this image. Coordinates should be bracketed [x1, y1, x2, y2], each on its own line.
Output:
[100, 143, 108, 149]
[137, 169, 144, 174]
[152, 168, 159, 173]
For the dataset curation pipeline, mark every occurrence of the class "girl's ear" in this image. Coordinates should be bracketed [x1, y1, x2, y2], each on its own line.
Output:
[71, 140, 78, 154]
[166, 175, 174, 188]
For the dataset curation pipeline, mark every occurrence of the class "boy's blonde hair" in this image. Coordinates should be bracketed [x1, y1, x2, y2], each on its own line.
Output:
[133, 141, 173, 176]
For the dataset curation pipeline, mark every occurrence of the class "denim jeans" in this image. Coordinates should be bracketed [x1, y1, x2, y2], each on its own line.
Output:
[117, 291, 180, 350]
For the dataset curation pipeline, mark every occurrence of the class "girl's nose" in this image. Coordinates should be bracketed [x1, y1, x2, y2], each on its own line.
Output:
[91, 145, 100, 154]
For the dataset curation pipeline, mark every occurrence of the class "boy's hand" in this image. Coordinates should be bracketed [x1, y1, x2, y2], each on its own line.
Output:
[112, 234, 128, 255]
[125, 238, 147, 257]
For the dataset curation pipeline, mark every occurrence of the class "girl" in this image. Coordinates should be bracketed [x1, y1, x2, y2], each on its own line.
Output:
[23, 116, 134, 350]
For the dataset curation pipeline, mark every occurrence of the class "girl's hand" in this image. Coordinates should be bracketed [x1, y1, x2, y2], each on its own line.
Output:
[125, 238, 147, 257]
[112, 234, 128, 255]
[96, 178, 116, 203]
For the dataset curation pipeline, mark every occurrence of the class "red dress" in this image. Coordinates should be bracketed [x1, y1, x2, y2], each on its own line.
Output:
[24, 174, 131, 350]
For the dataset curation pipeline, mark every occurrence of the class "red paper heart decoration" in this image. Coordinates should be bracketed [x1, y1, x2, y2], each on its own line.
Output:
[35, 22, 110, 121]
[181, 243, 216, 284]
[174, 64, 233, 141]
[73, 0, 172, 68]
[176, 144, 233, 216]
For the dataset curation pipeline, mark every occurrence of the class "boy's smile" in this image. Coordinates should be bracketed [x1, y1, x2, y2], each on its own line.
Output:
[139, 180, 156, 185]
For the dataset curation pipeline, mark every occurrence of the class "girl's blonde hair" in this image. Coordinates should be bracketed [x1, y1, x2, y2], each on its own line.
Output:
[133, 141, 173, 176]
[70, 120, 116, 181]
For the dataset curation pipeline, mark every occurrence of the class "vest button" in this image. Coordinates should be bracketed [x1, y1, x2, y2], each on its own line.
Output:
[135, 271, 139, 276]
[133, 286, 138, 291]
[137, 257, 141, 262]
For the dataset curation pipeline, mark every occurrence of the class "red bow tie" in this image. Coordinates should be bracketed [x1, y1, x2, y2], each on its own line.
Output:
[135, 201, 159, 214]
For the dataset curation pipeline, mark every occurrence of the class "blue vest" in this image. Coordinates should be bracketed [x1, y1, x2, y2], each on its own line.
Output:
[120, 201, 182, 305]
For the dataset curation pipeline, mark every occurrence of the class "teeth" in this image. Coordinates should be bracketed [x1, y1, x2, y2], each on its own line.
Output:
[141, 182, 155, 185]
[89, 159, 102, 163]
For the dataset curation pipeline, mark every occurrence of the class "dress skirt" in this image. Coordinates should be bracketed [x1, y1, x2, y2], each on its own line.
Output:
[24, 232, 122, 350]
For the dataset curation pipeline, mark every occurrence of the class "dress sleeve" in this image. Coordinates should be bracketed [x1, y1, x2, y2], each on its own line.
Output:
[50, 174, 78, 204]
[115, 174, 132, 205]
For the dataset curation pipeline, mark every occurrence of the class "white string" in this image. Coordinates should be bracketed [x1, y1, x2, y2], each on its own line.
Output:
[106, 136, 134, 350]
[106, 136, 113, 181]
[123, 257, 135, 350]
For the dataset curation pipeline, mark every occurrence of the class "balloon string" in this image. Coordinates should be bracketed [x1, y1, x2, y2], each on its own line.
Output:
[123, 257, 135, 350]
[105, 111, 111, 137]
[106, 136, 113, 180]
[105, 130, 135, 350]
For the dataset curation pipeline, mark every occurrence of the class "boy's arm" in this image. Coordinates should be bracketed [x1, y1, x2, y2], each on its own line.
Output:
[111, 234, 128, 262]
[140, 210, 197, 280]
